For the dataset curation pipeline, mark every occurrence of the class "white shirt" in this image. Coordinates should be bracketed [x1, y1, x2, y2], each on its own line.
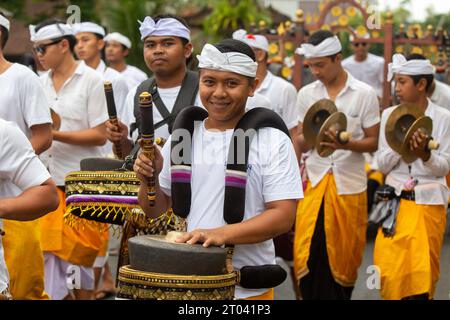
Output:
[95, 61, 129, 127]
[159, 121, 303, 299]
[297, 72, 381, 195]
[430, 80, 450, 111]
[374, 100, 450, 205]
[342, 53, 385, 98]
[0, 63, 52, 138]
[255, 71, 299, 129]
[0, 120, 52, 293]
[121, 65, 147, 90]
[40, 61, 109, 185]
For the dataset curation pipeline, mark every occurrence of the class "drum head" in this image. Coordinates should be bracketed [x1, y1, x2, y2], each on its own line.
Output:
[401, 116, 433, 163]
[316, 111, 347, 157]
[303, 99, 338, 146]
[128, 234, 229, 276]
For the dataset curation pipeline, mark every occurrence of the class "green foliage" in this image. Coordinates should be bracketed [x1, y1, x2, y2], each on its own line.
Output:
[203, 0, 271, 41]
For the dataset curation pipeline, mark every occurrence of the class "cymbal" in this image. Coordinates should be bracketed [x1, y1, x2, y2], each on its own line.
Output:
[385, 103, 424, 154]
[50, 108, 61, 131]
[401, 116, 433, 163]
[316, 111, 347, 157]
[303, 99, 337, 146]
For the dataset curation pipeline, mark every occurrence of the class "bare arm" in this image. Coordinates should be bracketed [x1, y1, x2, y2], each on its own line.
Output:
[52, 123, 107, 146]
[29, 123, 53, 155]
[176, 199, 297, 247]
[0, 178, 59, 221]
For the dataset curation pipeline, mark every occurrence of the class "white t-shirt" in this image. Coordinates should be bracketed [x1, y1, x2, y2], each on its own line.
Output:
[0, 63, 52, 138]
[0, 119, 52, 293]
[430, 80, 450, 111]
[159, 120, 303, 299]
[255, 71, 299, 129]
[121, 65, 148, 90]
[297, 72, 381, 195]
[40, 61, 109, 185]
[342, 53, 385, 98]
[374, 100, 450, 205]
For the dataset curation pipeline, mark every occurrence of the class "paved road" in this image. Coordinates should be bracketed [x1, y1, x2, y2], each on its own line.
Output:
[104, 214, 450, 300]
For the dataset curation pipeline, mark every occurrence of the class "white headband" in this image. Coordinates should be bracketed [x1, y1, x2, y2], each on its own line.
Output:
[387, 53, 435, 81]
[197, 43, 257, 77]
[295, 36, 342, 58]
[30, 23, 74, 42]
[232, 29, 269, 52]
[73, 22, 105, 37]
[104, 32, 132, 49]
[0, 15, 10, 31]
[139, 16, 190, 41]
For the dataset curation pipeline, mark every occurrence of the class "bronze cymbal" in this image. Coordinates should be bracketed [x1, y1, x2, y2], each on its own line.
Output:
[50, 108, 61, 131]
[303, 99, 338, 146]
[401, 116, 433, 163]
[385, 103, 424, 154]
[316, 111, 347, 158]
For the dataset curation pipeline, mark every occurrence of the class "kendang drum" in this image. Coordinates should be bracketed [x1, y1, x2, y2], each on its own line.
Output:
[117, 232, 287, 300]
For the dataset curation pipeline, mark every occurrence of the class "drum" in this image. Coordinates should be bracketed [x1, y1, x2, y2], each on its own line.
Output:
[64, 170, 144, 231]
[117, 233, 237, 300]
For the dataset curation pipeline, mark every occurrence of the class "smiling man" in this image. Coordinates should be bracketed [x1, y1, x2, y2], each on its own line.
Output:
[133, 39, 302, 300]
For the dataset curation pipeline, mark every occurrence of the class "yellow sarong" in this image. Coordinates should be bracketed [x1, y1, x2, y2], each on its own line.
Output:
[39, 188, 103, 267]
[293, 173, 367, 287]
[373, 199, 446, 300]
[2, 220, 50, 300]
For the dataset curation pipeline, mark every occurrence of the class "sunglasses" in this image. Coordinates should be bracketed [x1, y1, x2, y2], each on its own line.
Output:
[353, 42, 367, 47]
[33, 38, 63, 55]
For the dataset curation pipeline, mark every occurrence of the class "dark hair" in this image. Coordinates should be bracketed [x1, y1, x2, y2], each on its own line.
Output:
[153, 14, 190, 45]
[34, 19, 77, 53]
[215, 38, 256, 61]
[308, 30, 341, 61]
[406, 53, 434, 91]
[0, 12, 9, 50]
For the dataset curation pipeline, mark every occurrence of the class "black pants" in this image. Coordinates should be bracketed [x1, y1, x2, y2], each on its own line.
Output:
[299, 200, 354, 300]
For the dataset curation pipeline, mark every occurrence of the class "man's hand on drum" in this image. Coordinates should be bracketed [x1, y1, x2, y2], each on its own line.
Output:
[175, 228, 227, 248]
[133, 142, 164, 182]
[105, 119, 128, 144]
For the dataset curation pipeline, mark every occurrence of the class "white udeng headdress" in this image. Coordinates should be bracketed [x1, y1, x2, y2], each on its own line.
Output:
[387, 53, 435, 81]
[197, 43, 257, 77]
[232, 29, 269, 52]
[72, 22, 106, 37]
[295, 35, 342, 58]
[139, 16, 190, 41]
[104, 32, 132, 49]
[0, 15, 10, 31]
[29, 23, 74, 42]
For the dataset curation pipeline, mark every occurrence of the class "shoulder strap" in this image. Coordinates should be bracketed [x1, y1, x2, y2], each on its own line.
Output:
[130, 71, 199, 138]
[170, 107, 290, 222]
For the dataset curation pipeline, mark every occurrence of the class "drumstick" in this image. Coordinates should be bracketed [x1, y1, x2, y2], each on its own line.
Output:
[104, 81, 124, 159]
[139, 92, 156, 207]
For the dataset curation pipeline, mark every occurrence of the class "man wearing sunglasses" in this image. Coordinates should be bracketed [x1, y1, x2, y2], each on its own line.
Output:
[0, 12, 54, 300]
[30, 19, 109, 300]
[342, 34, 385, 100]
